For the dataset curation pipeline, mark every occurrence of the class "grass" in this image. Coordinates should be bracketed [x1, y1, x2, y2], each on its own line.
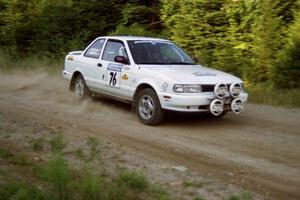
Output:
[75, 148, 85, 160]
[0, 133, 170, 200]
[0, 148, 14, 159]
[77, 170, 102, 200]
[32, 138, 45, 151]
[49, 131, 66, 153]
[40, 154, 72, 200]
[0, 147, 31, 166]
[227, 191, 253, 200]
[116, 170, 149, 192]
[0, 51, 63, 74]
[0, 181, 45, 200]
[182, 180, 205, 188]
[86, 136, 101, 161]
[246, 83, 300, 107]
[194, 196, 206, 200]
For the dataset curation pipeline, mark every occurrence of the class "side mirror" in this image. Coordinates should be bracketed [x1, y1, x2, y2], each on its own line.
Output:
[114, 56, 129, 64]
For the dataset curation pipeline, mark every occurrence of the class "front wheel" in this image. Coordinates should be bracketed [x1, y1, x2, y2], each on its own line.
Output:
[135, 88, 165, 125]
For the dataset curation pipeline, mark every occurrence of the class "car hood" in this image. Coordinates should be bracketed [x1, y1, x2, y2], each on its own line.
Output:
[139, 64, 242, 84]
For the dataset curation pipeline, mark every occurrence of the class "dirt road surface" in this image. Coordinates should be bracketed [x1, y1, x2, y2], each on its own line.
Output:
[0, 70, 299, 199]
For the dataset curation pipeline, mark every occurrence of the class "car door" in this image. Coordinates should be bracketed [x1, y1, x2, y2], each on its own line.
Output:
[100, 39, 132, 100]
[78, 38, 106, 90]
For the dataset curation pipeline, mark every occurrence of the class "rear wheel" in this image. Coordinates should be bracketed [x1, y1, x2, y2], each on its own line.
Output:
[73, 75, 89, 99]
[135, 88, 165, 125]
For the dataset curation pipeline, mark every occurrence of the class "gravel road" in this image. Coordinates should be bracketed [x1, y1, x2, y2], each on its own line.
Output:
[0, 70, 299, 199]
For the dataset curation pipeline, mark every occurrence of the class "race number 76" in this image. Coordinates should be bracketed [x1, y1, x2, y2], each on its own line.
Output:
[106, 70, 120, 88]
[109, 72, 117, 86]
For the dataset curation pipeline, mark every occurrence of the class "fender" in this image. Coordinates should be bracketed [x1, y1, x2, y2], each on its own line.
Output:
[135, 78, 161, 93]
[131, 78, 163, 106]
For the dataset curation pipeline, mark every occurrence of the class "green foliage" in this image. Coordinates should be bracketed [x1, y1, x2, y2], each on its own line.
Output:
[75, 147, 85, 160]
[0, 147, 13, 159]
[246, 83, 300, 107]
[1, 0, 300, 91]
[161, 0, 229, 66]
[111, 23, 159, 37]
[49, 132, 66, 153]
[226, 191, 253, 200]
[0, 181, 45, 200]
[182, 180, 205, 188]
[0, 147, 31, 166]
[1, 133, 169, 200]
[194, 196, 206, 200]
[227, 195, 240, 200]
[251, 0, 283, 82]
[273, 5, 300, 89]
[40, 154, 72, 200]
[86, 136, 101, 161]
[9, 154, 31, 166]
[32, 138, 45, 151]
[161, 0, 300, 89]
[117, 170, 149, 192]
[150, 185, 170, 200]
[77, 170, 102, 200]
[104, 182, 126, 200]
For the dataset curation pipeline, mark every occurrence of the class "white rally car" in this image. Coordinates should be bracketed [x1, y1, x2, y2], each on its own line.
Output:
[63, 36, 248, 125]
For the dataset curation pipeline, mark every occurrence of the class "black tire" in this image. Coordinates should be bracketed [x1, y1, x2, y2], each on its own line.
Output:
[135, 88, 165, 125]
[73, 75, 90, 99]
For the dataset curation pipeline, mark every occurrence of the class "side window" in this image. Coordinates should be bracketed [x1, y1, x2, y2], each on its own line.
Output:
[102, 40, 128, 62]
[84, 39, 105, 59]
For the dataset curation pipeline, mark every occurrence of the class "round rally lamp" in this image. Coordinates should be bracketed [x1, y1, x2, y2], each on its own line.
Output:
[230, 98, 243, 114]
[214, 83, 228, 99]
[229, 83, 242, 98]
[209, 99, 224, 116]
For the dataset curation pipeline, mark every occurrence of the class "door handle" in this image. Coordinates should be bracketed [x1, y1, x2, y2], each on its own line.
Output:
[97, 63, 102, 67]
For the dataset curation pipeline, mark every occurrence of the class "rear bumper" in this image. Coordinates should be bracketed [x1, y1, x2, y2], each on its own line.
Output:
[158, 92, 248, 112]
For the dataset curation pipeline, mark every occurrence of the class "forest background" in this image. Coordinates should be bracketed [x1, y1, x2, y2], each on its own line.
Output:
[1, 0, 300, 106]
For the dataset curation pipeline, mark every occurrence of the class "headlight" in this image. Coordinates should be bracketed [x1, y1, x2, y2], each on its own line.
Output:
[173, 84, 202, 93]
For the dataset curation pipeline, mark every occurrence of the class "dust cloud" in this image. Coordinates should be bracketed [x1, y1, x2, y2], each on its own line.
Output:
[0, 69, 130, 117]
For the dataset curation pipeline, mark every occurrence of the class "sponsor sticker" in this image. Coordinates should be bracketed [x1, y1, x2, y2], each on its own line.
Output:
[107, 63, 123, 72]
[192, 71, 216, 76]
[122, 73, 129, 80]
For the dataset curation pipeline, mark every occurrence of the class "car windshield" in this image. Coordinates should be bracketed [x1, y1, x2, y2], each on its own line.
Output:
[127, 40, 195, 65]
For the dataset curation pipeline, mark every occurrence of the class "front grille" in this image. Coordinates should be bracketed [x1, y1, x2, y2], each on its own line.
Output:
[201, 85, 215, 92]
[201, 84, 231, 92]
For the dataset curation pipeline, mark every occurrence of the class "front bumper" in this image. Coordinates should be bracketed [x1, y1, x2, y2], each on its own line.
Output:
[62, 70, 72, 80]
[158, 92, 248, 112]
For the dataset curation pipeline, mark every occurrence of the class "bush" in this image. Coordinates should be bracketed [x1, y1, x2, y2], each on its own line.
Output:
[0, 181, 45, 200]
[40, 154, 72, 200]
[117, 170, 149, 192]
[246, 83, 300, 107]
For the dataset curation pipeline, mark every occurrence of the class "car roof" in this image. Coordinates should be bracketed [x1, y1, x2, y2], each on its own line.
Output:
[98, 36, 170, 42]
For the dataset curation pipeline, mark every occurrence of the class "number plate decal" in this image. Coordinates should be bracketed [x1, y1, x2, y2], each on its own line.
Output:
[106, 63, 123, 88]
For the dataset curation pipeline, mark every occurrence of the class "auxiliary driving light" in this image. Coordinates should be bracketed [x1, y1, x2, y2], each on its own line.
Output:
[214, 83, 228, 98]
[230, 98, 243, 114]
[229, 83, 242, 98]
[209, 99, 224, 116]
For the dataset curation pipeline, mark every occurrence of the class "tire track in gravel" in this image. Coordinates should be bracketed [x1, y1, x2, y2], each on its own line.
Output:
[0, 72, 300, 199]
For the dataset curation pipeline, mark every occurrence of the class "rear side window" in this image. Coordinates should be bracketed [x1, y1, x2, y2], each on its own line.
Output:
[102, 40, 128, 62]
[84, 39, 105, 59]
